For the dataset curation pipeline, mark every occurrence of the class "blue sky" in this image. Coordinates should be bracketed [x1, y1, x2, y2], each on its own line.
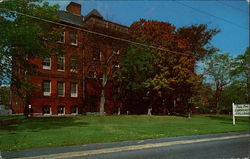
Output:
[48, 0, 249, 56]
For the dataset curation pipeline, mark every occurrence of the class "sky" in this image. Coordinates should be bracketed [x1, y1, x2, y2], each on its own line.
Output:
[48, 0, 249, 57]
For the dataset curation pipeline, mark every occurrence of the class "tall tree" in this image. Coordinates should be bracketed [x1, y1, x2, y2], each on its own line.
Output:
[118, 46, 155, 114]
[123, 19, 219, 115]
[203, 53, 233, 113]
[231, 47, 250, 103]
[0, 0, 61, 115]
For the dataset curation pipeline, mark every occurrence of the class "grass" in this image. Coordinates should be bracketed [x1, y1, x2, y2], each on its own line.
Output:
[0, 114, 249, 152]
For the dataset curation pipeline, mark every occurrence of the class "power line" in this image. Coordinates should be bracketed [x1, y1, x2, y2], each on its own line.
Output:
[216, 1, 245, 13]
[176, 1, 249, 31]
[0, 7, 195, 58]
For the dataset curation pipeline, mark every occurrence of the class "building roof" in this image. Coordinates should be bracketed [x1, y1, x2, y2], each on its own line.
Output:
[85, 9, 104, 19]
[57, 10, 84, 26]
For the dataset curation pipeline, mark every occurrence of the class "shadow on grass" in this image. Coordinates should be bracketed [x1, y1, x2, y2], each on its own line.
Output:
[0, 115, 89, 131]
[205, 115, 249, 123]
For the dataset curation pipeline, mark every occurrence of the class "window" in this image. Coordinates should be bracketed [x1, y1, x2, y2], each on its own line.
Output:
[43, 80, 51, 96]
[57, 56, 64, 71]
[70, 57, 78, 73]
[71, 83, 78, 97]
[58, 31, 65, 43]
[112, 61, 119, 75]
[57, 82, 65, 96]
[70, 32, 77, 45]
[93, 48, 100, 60]
[70, 106, 78, 114]
[88, 71, 97, 78]
[43, 106, 51, 115]
[42, 57, 51, 70]
[57, 106, 65, 115]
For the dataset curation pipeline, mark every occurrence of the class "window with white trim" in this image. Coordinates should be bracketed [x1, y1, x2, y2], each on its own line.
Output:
[43, 80, 51, 96]
[57, 81, 65, 97]
[43, 106, 51, 115]
[57, 56, 64, 71]
[42, 57, 51, 70]
[71, 83, 78, 97]
[57, 106, 65, 115]
[70, 32, 77, 45]
[59, 31, 65, 43]
[70, 57, 78, 73]
[70, 106, 78, 114]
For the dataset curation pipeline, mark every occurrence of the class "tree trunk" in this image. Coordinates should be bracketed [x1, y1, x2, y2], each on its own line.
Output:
[99, 72, 107, 116]
[118, 107, 120, 115]
[148, 107, 152, 116]
[100, 88, 105, 115]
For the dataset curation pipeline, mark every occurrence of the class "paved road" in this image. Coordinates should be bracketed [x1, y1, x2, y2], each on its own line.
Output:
[77, 135, 249, 159]
[2, 131, 249, 159]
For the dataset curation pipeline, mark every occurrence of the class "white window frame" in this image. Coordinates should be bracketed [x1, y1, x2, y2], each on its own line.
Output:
[57, 56, 65, 71]
[57, 82, 65, 97]
[42, 57, 51, 70]
[57, 106, 65, 115]
[70, 106, 78, 115]
[43, 80, 51, 96]
[70, 83, 78, 97]
[58, 31, 65, 43]
[43, 106, 51, 115]
[70, 32, 77, 46]
[70, 57, 78, 73]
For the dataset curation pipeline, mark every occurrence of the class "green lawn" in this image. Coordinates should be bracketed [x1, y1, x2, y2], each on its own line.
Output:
[0, 114, 249, 152]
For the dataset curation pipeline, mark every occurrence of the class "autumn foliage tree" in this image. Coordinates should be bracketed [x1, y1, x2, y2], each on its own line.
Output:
[119, 19, 219, 115]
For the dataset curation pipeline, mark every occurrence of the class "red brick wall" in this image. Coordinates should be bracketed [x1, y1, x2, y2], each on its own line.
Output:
[11, 7, 128, 115]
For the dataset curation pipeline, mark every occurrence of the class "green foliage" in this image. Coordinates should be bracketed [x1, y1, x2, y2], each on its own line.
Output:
[119, 47, 155, 91]
[203, 47, 250, 113]
[0, 0, 62, 95]
[0, 86, 10, 107]
[120, 19, 219, 114]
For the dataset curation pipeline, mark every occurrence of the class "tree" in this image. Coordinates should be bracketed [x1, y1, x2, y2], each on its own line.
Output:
[231, 47, 250, 103]
[0, 86, 10, 108]
[0, 0, 61, 115]
[121, 19, 219, 115]
[203, 53, 233, 113]
[118, 46, 155, 114]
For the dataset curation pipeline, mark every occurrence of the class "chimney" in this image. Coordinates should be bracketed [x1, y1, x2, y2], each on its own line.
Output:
[66, 2, 81, 15]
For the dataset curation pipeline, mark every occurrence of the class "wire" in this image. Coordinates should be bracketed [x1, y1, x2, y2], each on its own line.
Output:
[176, 1, 249, 31]
[216, 0, 245, 13]
[0, 7, 195, 58]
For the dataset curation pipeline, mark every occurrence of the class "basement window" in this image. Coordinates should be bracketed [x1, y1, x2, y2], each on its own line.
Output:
[70, 106, 78, 114]
[57, 106, 65, 115]
[43, 106, 51, 115]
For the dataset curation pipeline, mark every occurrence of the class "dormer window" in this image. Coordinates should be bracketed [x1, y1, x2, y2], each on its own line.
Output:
[70, 32, 77, 45]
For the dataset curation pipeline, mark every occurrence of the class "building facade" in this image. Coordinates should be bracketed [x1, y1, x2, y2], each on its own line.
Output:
[11, 2, 129, 115]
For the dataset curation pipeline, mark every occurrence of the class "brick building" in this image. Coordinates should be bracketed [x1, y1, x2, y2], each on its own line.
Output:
[11, 2, 129, 115]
